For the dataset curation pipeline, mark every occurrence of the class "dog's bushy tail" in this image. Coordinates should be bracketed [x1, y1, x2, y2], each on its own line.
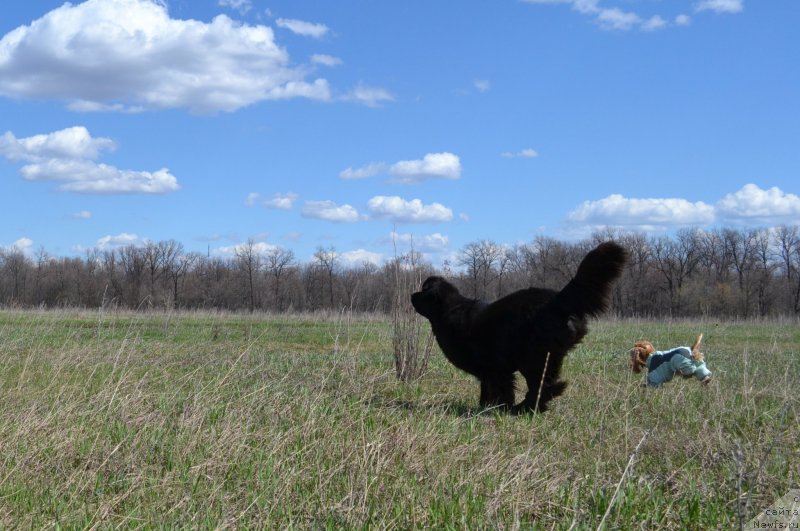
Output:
[555, 241, 628, 319]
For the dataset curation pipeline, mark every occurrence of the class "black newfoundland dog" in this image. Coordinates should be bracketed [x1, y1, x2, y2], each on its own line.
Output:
[411, 241, 627, 413]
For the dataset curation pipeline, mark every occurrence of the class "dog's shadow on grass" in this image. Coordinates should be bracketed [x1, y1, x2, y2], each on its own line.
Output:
[365, 396, 512, 418]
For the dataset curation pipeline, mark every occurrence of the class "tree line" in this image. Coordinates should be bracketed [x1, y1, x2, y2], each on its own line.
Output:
[1, 225, 799, 318]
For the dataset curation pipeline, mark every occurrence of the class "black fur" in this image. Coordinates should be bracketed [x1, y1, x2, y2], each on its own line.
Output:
[411, 242, 628, 413]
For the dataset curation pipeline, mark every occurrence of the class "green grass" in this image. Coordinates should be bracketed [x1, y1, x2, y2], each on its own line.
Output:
[0, 309, 797, 529]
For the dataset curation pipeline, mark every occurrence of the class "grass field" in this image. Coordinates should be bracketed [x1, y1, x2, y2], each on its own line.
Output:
[0, 309, 797, 529]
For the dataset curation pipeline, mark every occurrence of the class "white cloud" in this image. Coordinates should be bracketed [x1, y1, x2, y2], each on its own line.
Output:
[567, 185, 800, 232]
[96, 233, 141, 249]
[0, 0, 333, 113]
[1, 127, 179, 195]
[311, 54, 342, 67]
[641, 15, 668, 32]
[245, 192, 261, 207]
[523, 0, 699, 31]
[20, 159, 179, 194]
[66, 101, 145, 113]
[675, 14, 692, 26]
[596, 8, 641, 31]
[390, 231, 449, 252]
[339, 162, 387, 180]
[367, 196, 453, 223]
[716, 184, 800, 224]
[218, 0, 252, 14]
[2, 237, 34, 254]
[343, 83, 395, 107]
[474, 79, 491, 93]
[567, 194, 715, 230]
[263, 192, 299, 209]
[275, 18, 330, 39]
[72, 210, 92, 219]
[388, 152, 462, 183]
[501, 148, 539, 158]
[339, 249, 383, 267]
[0, 127, 115, 161]
[245, 191, 298, 209]
[695, 0, 744, 14]
[569, 0, 600, 12]
[340, 152, 461, 182]
[302, 200, 360, 223]
[258, 79, 331, 101]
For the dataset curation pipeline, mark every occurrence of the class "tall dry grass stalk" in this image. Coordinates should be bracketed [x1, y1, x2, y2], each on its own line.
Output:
[390, 241, 434, 383]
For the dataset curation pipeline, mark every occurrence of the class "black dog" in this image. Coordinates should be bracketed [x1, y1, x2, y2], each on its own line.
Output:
[411, 242, 627, 413]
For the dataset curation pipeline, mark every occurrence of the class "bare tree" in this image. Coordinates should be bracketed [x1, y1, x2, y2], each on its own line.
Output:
[235, 239, 262, 313]
[457, 239, 507, 299]
[456, 241, 482, 298]
[0, 247, 29, 304]
[531, 236, 574, 289]
[3, 225, 800, 317]
[793, 234, 800, 314]
[752, 228, 776, 316]
[774, 225, 800, 314]
[34, 246, 50, 304]
[775, 225, 799, 281]
[159, 240, 183, 305]
[697, 229, 731, 283]
[119, 245, 145, 307]
[650, 229, 699, 315]
[313, 246, 338, 309]
[724, 228, 758, 316]
[616, 232, 651, 315]
[340, 267, 362, 310]
[265, 247, 295, 311]
[142, 241, 165, 304]
[100, 249, 118, 306]
[163, 244, 197, 309]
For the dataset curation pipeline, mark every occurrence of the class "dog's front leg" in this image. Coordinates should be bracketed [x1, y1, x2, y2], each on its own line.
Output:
[479, 375, 515, 409]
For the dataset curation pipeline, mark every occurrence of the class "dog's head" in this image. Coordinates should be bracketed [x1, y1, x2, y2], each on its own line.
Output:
[630, 340, 655, 373]
[411, 276, 458, 321]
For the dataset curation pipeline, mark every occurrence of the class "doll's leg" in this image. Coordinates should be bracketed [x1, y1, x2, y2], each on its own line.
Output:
[671, 355, 697, 377]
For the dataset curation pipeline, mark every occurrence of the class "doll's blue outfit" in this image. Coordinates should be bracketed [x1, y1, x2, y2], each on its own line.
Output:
[645, 346, 712, 387]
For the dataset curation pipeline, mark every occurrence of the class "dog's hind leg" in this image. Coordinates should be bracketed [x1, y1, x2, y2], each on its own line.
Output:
[516, 353, 568, 413]
[513, 380, 568, 413]
[479, 373, 516, 410]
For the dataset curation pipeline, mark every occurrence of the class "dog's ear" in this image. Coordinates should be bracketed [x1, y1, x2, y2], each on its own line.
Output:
[691, 333, 704, 361]
[419, 276, 442, 294]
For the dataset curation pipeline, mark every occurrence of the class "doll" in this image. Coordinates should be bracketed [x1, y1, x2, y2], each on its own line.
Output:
[630, 334, 712, 387]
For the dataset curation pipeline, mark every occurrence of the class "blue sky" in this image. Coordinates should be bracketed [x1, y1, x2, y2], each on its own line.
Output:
[1, 0, 798, 267]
